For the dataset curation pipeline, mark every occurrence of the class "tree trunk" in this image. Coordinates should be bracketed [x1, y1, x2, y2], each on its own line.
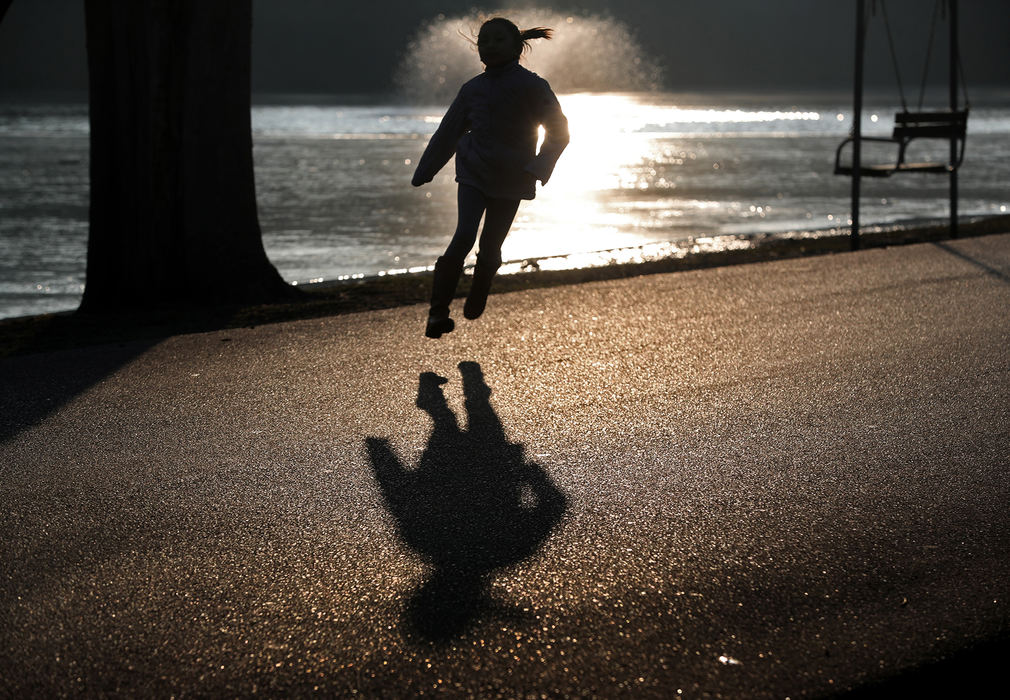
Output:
[81, 0, 295, 311]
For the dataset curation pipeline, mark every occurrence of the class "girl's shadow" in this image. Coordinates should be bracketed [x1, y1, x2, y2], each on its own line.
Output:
[366, 361, 567, 642]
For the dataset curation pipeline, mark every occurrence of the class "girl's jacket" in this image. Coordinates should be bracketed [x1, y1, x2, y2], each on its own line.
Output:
[412, 60, 569, 200]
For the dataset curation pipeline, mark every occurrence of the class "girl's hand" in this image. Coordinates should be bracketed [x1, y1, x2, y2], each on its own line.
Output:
[411, 174, 427, 187]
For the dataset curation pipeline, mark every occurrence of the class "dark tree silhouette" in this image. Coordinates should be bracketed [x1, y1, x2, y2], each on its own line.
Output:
[80, 0, 295, 311]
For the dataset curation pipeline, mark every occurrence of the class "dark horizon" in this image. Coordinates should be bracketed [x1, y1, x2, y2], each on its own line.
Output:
[1, 0, 1008, 100]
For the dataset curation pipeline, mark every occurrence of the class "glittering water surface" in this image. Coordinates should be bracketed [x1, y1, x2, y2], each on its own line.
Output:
[1, 91, 1009, 319]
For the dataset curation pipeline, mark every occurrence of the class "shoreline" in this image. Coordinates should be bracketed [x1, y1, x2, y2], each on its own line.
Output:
[2, 214, 1008, 358]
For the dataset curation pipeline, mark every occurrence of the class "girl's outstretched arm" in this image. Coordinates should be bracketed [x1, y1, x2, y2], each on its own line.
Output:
[411, 88, 469, 186]
[524, 83, 569, 186]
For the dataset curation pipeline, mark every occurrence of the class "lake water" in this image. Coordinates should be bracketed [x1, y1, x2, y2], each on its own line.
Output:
[2, 89, 1009, 320]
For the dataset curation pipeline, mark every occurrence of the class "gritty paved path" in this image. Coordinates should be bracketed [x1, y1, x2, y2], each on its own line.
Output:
[2, 235, 1009, 697]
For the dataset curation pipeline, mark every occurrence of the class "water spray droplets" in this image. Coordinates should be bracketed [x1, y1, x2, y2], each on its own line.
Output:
[395, 9, 663, 103]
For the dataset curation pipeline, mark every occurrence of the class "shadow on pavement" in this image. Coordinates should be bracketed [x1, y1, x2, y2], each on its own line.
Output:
[933, 241, 1010, 283]
[366, 361, 567, 642]
[0, 339, 158, 443]
[841, 634, 1010, 698]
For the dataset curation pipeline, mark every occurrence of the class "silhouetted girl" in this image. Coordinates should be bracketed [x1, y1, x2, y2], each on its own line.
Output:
[412, 17, 569, 338]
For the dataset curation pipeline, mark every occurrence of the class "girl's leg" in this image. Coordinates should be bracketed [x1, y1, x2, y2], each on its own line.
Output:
[476, 196, 521, 261]
[443, 184, 487, 262]
[426, 185, 486, 338]
[464, 196, 521, 320]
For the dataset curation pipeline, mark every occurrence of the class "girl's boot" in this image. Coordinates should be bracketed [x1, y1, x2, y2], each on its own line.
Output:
[463, 253, 501, 320]
[425, 256, 464, 338]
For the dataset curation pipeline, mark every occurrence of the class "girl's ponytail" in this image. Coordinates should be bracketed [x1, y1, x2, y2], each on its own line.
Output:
[520, 27, 553, 42]
[518, 26, 552, 55]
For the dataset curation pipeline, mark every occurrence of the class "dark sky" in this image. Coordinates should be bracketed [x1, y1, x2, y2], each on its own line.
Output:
[1, 0, 1008, 97]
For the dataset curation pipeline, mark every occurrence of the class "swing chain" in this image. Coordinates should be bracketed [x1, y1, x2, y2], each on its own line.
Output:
[917, 0, 941, 111]
[872, 0, 969, 114]
[877, 0, 909, 113]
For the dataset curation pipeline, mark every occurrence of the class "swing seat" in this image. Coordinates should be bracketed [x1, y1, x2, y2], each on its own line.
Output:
[834, 109, 968, 178]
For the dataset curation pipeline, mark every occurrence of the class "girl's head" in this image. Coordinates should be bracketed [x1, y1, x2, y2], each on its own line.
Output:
[476, 17, 552, 68]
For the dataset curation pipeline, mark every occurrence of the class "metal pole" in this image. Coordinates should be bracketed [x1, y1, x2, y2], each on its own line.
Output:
[949, 0, 959, 238]
[851, 0, 865, 250]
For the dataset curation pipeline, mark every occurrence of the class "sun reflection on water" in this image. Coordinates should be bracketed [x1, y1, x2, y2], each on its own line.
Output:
[501, 93, 657, 262]
[501, 92, 823, 265]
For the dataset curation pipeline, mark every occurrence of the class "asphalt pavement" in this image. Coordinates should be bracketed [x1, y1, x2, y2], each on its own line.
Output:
[2, 234, 1009, 698]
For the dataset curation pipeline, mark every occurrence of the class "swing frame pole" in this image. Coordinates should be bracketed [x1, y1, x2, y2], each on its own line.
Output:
[949, 0, 959, 238]
[850, 0, 865, 251]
